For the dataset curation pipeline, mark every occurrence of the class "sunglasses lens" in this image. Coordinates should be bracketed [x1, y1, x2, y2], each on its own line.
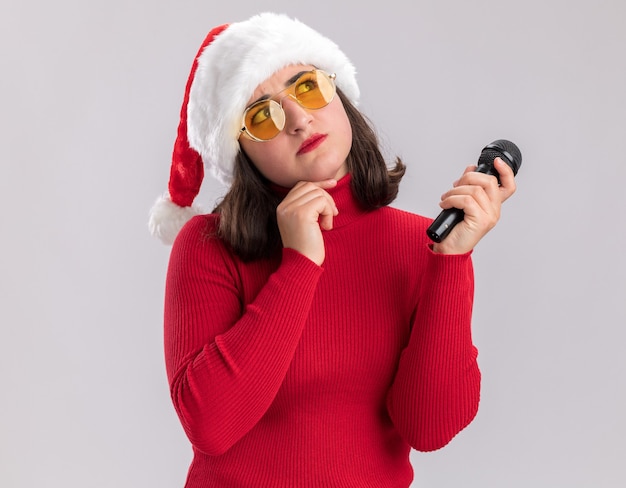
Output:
[242, 70, 336, 141]
[294, 70, 336, 109]
[243, 100, 285, 141]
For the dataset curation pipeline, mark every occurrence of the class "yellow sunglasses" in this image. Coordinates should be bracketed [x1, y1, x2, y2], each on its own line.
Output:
[239, 69, 336, 142]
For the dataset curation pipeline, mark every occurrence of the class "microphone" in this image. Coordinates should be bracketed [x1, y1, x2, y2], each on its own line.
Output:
[426, 139, 522, 243]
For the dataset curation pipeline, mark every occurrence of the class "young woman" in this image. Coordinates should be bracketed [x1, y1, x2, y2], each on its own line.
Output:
[149, 12, 516, 487]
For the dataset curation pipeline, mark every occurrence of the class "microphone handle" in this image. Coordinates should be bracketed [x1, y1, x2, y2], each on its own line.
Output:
[426, 162, 496, 243]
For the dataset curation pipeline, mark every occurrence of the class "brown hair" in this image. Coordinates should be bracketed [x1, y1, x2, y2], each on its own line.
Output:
[213, 89, 406, 261]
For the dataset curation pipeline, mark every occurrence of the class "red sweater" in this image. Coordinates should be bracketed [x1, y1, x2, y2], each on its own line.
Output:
[164, 175, 480, 487]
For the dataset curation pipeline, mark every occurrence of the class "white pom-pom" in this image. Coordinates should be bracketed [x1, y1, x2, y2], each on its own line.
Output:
[148, 193, 202, 245]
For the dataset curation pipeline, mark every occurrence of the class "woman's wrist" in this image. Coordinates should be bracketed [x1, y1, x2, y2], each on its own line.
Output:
[430, 241, 472, 256]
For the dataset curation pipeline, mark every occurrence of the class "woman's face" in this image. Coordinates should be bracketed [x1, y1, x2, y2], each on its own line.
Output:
[238, 64, 352, 188]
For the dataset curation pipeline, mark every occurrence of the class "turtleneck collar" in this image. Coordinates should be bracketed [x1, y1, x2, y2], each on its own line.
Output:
[270, 174, 370, 230]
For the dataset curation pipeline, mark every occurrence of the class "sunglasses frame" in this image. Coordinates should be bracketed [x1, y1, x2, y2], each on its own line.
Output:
[239, 69, 337, 142]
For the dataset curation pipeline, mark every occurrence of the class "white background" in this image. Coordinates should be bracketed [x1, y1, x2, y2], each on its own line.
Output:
[1, 0, 624, 487]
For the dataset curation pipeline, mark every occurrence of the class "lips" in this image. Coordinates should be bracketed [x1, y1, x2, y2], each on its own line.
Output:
[297, 133, 327, 155]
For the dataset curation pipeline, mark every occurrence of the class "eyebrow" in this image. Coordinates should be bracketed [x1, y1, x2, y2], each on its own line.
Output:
[285, 71, 307, 85]
[248, 70, 310, 106]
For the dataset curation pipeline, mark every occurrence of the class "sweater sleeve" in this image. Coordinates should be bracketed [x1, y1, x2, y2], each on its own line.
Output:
[163, 217, 323, 456]
[386, 246, 481, 452]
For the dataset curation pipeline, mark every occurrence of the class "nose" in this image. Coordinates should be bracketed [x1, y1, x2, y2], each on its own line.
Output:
[279, 95, 313, 134]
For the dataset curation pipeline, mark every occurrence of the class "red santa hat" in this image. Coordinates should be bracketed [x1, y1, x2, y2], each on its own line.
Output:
[149, 12, 360, 244]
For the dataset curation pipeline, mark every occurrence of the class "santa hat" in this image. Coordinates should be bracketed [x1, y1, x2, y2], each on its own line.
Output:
[149, 12, 360, 244]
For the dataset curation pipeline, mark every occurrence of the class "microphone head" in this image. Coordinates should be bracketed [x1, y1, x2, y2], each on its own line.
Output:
[481, 139, 522, 175]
